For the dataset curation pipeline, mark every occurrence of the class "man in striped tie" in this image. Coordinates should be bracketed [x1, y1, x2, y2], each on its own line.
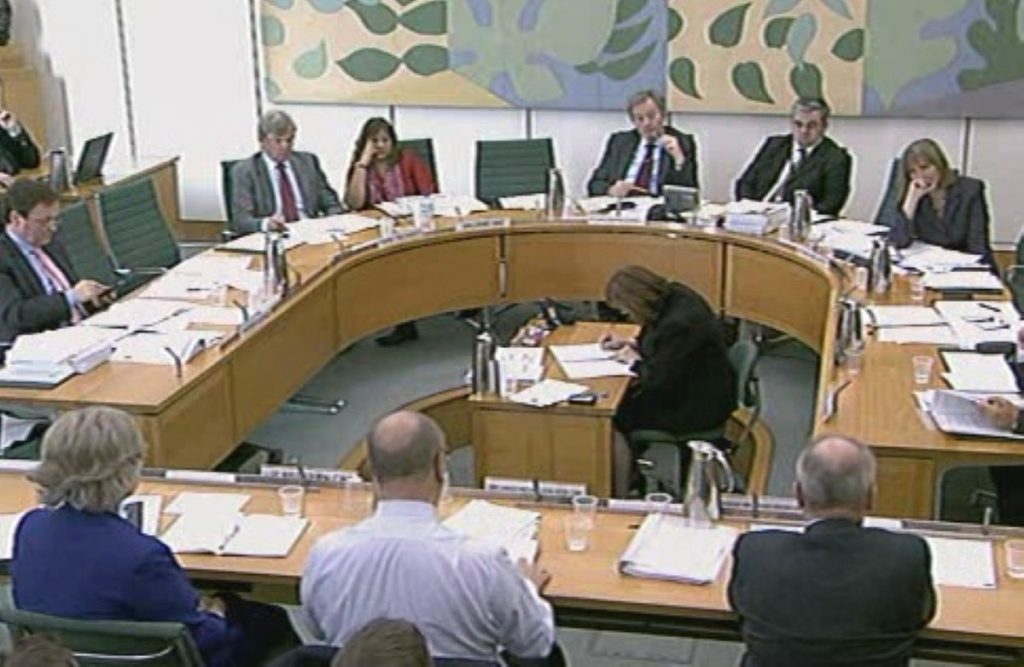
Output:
[0, 179, 110, 350]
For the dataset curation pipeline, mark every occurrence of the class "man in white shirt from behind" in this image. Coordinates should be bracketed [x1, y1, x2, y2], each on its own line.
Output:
[301, 411, 559, 665]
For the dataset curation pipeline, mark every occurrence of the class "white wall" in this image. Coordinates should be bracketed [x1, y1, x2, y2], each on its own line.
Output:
[19, 0, 1024, 245]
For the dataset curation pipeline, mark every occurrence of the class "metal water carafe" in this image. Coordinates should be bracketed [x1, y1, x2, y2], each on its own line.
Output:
[790, 189, 812, 242]
[867, 238, 892, 294]
[262, 230, 290, 297]
[472, 329, 498, 396]
[47, 149, 70, 192]
[836, 297, 865, 364]
[683, 441, 735, 527]
[545, 167, 565, 220]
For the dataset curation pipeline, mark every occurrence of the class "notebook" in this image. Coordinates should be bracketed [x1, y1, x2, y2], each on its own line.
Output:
[160, 511, 308, 557]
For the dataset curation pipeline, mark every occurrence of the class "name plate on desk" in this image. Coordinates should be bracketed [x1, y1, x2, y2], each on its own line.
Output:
[377, 228, 425, 247]
[455, 217, 511, 232]
[260, 464, 360, 484]
[344, 239, 381, 254]
[538, 481, 587, 498]
[484, 476, 536, 495]
[586, 215, 647, 226]
[165, 470, 238, 484]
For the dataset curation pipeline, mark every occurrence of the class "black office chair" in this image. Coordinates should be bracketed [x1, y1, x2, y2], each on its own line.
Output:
[1004, 234, 1024, 315]
[474, 138, 555, 207]
[872, 157, 902, 228]
[220, 158, 242, 241]
[95, 177, 180, 290]
[397, 138, 439, 188]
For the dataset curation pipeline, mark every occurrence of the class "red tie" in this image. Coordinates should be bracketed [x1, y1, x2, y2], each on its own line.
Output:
[277, 162, 299, 222]
[634, 143, 656, 193]
[33, 249, 82, 322]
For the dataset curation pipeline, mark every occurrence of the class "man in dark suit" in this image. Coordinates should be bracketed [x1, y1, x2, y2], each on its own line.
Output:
[728, 435, 936, 666]
[0, 104, 41, 187]
[0, 179, 109, 349]
[230, 110, 343, 235]
[734, 98, 852, 216]
[587, 89, 698, 197]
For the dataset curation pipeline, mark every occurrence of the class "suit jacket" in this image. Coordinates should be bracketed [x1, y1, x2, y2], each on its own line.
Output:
[728, 518, 936, 667]
[879, 175, 994, 265]
[0, 126, 41, 175]
[614, 283, 735, 435]
[734, 135, 852, 216]
[0, 232, 78, 347]
[587, 127, 698, 196]
[230, 151, 343, 234]
[12, 506, 240, 667]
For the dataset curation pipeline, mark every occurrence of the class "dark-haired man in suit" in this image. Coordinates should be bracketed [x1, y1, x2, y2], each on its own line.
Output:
[0, 179, 109, 349]
[230, 109, 343, 235]
[728, 435, 936, 666]
[587, 89, 698, 197]
[734, 98, 852, 216]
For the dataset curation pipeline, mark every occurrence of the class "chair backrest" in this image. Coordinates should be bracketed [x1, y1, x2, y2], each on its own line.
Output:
[0, 604, 203, 666]
[475, 138, 554, 206]
[872, 157, 902, 227]
[53, 200, 117, 285]
[727, 339, 760, 412]
[1007, 234, 1024, 315]
[397, 138, 439, 187]
[221, 159, 240, 226]
[96, 177, 180, 273]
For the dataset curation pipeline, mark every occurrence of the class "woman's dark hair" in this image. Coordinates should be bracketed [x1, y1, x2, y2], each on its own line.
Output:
[348, 117, 400, 177]
[605, 265, 671, 325]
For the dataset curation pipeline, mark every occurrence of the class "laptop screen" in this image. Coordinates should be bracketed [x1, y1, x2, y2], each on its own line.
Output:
[74, 132, 114, 184]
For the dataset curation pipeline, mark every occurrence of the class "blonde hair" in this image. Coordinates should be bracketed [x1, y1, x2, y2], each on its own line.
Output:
[29, 407, 145, 513]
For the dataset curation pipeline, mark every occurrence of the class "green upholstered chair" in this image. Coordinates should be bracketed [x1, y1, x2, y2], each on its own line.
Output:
[220, 159, 241, 240]
[474, 138, 554, 206]
[1005, 234, 1024, 315]
[0, 593, 203, 666]
[53, 200, 118, 286]
[96, 177, 180, 284]
[396, 138, 439, 187]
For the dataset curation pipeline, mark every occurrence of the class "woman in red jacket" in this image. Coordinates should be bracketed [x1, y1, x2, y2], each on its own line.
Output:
[345, 117, 436, 346]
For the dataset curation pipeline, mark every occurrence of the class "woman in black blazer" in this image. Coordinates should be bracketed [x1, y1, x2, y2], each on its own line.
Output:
[600, 265, 736, 496]
[879, 138, 994, 265]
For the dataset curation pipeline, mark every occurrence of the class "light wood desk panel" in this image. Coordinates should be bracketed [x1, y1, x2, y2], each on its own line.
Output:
[504, 228, 724, 309]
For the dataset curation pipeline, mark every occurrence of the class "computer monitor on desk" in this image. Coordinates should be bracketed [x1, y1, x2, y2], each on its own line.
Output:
[73, 132, 114, 184]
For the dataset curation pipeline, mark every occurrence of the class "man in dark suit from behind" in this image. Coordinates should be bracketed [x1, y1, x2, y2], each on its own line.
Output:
[587, 89, 698, 197]
[728, 435, 936, 667]
[0, 93, 41, 188]
[0, 179, 109, 349]
[734, 98, 852, 216]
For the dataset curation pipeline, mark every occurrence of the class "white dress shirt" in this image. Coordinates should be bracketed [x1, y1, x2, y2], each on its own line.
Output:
[301, 500, 554, 661]
[764, 140, 819, 202]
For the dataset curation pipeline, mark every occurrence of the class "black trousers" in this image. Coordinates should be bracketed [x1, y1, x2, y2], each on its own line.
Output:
[991, 466, 1024, 526]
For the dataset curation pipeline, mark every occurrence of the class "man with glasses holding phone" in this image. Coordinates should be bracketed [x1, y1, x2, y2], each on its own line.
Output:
[0, 179, 111, 351]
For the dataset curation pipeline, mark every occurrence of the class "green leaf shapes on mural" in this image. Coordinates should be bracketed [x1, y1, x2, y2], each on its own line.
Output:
[602, 41, 657, 80]
[575, 61, 601, 75]
[865, 0, 962, 110]
[791, 62, 823, 98]
[763, 0, 800, 18]
[264, 77, 281, 100]
[337, 48, 402, 82]
[267, 0, 294, 9]
[294, 40, 328, 78]
[732, 61, 774, 103]
[616, 0, 648, 24]
[396, 0, 417, 5]
[710, 3, 751, 47]
[786, 12, 817, 65]
[1018, 0, 1024, 40]
[399, 1, 447, 35]
[348, 1, 398, 34]
[832, 28, 864, 61]
[261, 15, 285, 47]
[307, 0, 344, 12]
[669, 57, 701, 99]
[764, 17, 794, 48]
[959, 0, 1024, 90]
[668, 8, 684, 41]
[818, 0, 853, 20]
[606, 17, 653, 55]
[403, 44, 449, 75]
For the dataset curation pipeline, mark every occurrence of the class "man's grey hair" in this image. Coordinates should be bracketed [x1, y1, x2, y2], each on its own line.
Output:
[796, 435, 875, 511]
[258, 110, 297, 140]
[367, 412, 445, 483]
[29, 407, 145, 513]
[626, 89, 667, 117]
[792, 97, 831, 122]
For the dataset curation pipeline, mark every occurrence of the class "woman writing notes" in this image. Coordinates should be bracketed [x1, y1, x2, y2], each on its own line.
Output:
[878, 138, 994, 266]
[345, 117, 437, 347]
[599, 266, 736, 496]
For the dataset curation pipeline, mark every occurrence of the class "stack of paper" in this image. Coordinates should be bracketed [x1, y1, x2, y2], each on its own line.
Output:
[84, 299, 194, 330]
[876, 326, 957, 345]
[498, 193, 546, 211]
[443, 500, 540, 564]
[722, 201, 788, 235]
[917, 390, 1024, 440]
[618, 514, 738, 584]
[922, 271, 1003, 292]
[507, 379, 589, 408]
[899, 243, 983, 272]
[0, 512, 25, 560]
[495, 347, 545, 382]
[549, 343, 634, 380]
[1, 326, 120, 386]
[110, 331, 220, 366]
[924, 536, 996, 588]
[940, 352, 1019, 393]
[934, 301, 1019, 349]
[866, 306, 944, 328]
[286, 215, 380, 245]
[815, 220, 889, 236]
[219, 233, 305, 255]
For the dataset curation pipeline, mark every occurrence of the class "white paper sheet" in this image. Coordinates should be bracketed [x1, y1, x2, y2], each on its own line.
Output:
[83, 300, 194, 329]
[941, 352, 1019, 393]
[815, 219, 889, 235]
[443, 500, 540, 564]
[876, 326, 958, 346]
[0, 512, 25, 560]
[918, 390, 1024, 440]
[867, 306, 945, 328]
[110, 331, 215, 365]
[924, 536, 996, 588]
[619, 514, 737, 585]
[219, 233, 304, 254]
[548, 344, 614, 364]
[558, 360, 635, 380]
[164, 492, 250, 516]
[221, 514, 309, 557]
[498, 193, 545, 211]
[494, 347, 545, 382]
[507, 379, 589, 408]
[922, 271, 1003, 292]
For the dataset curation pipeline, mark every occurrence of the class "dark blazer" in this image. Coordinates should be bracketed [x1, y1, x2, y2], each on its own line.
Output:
[0, 232, 78, 347]
[734, 135, 852, 216]
[0, 126, 41, 175]
[728, 518, 936, 667]
[230, 151, 343, 234]
[12, 506, 241, 667]
[587, 127, 698, 196]
[879, 175, 993, 265]
[614, 283, 735, 435]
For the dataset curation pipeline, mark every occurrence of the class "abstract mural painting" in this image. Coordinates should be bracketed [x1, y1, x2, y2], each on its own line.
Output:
[261, 0, 1024, 117]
